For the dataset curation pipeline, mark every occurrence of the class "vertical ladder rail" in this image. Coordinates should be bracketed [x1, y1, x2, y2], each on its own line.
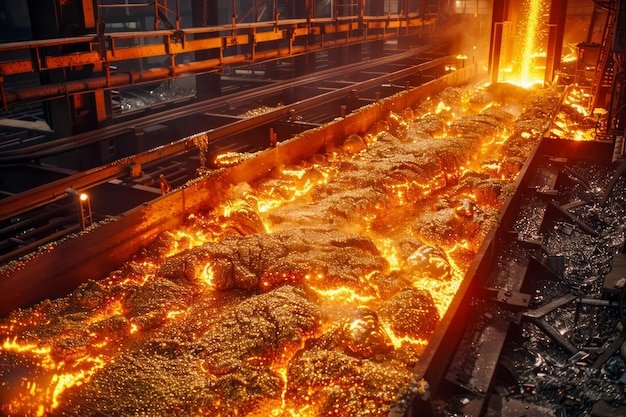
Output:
[589, 2, 618, 112]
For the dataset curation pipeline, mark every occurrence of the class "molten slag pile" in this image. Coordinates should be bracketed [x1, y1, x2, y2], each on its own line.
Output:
[0, 84, 560, 416]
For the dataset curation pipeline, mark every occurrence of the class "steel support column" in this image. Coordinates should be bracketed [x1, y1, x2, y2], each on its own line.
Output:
[488, 0, 510, 84]
[81, 0, 96, 30]
[544, 0, 568, 85]
[191, 0, 221, 99]
[611, 0, 626, 132]
[26, 0, 103, 140]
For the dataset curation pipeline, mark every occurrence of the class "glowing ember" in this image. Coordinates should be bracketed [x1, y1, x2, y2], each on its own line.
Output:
[0, 84, 563, 416]
[550, 86, 599, 141]
[310, 285, 376, 304]
[213, 151, 253, 167]
[1, 337, 106, 415]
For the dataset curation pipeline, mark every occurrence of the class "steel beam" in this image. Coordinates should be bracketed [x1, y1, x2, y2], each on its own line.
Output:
[0, 14, 436, 86]
[544, 0, 569, 85]
[2, 28, 435, 106]
[488, 0, 510, 84]
[0, 46, 434, 163]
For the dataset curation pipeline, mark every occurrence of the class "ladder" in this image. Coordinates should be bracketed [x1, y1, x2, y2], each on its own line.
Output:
[589, 1, 618, 112]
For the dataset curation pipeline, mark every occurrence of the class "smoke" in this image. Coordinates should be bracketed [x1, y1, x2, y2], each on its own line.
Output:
[227, 182, 254, 199]
[436, 12, 492, 67]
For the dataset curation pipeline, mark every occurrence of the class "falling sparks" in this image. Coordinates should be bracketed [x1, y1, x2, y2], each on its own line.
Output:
[519, 0, 546, 87]
[496, 0, 547, 86]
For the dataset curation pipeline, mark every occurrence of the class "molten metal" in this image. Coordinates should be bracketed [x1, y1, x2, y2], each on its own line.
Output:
[0, 83, 563, 416]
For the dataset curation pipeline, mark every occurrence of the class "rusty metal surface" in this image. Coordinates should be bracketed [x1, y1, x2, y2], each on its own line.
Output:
[0, 14, 436, 108]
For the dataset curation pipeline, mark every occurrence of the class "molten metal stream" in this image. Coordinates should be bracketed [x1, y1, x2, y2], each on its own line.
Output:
[0, 83, 562, 416]
[519, 0, 545, 86]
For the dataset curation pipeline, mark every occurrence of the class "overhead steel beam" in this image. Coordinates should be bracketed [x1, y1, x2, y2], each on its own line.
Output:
[0, 18, 436, 109]
[0, 10, 437, 111]
[0, 45, 434, 163]
[0, 15, 436, 77]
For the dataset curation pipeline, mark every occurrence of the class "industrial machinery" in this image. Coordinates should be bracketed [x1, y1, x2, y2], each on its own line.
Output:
[1, 1, 626, 417]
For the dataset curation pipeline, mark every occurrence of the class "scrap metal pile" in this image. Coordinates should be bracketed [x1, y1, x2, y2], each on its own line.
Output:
[489, 160, 626, 417]
[0, 84, 561, 416]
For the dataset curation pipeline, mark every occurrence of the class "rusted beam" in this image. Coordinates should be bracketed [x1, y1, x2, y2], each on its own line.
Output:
[2, 27, 435, 105]
[81, 0, 96, 30]
[44, 51, 102, 70]
[0, 46, 434, 163]
[0, 16, 437, 80]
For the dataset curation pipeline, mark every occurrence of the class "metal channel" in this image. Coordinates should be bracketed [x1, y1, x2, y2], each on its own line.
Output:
[0, 54, 448, 224]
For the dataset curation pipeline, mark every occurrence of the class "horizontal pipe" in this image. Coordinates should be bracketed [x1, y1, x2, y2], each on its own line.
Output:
[0, 46, 432, 163]
[0, 205, 69, 239]
[3, 29, 430, 105]
[0, 224, 81, 266]
[98, 3, 151, 7]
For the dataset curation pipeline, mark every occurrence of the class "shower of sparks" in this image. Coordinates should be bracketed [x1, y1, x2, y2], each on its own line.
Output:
[518, 0, 545, 87]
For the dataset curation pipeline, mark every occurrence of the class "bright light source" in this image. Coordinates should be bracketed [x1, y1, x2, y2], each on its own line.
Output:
[80, 193, 88, 201]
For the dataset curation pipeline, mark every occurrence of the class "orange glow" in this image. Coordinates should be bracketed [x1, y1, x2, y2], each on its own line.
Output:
[166, 310, 183, 319]
[435, 101, 451, 114]
[550, 86, 598, 141]
[0, 81, 559, 416]
[379, 239, 401, 271]
[2, 337, 52, 357]
[1, 337, 106, 415]
[497, 0, 547, 87]
[382, 324, 430, 350]
[201, 262, 215, 288]
[88, 299, 125, 324]
[309, 285, 376, 304]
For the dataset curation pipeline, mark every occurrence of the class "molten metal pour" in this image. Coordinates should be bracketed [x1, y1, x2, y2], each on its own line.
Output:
[0, 84, 561, 416]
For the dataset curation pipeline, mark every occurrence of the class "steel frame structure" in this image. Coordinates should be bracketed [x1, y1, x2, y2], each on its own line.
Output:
[0, 9, 437, 110]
